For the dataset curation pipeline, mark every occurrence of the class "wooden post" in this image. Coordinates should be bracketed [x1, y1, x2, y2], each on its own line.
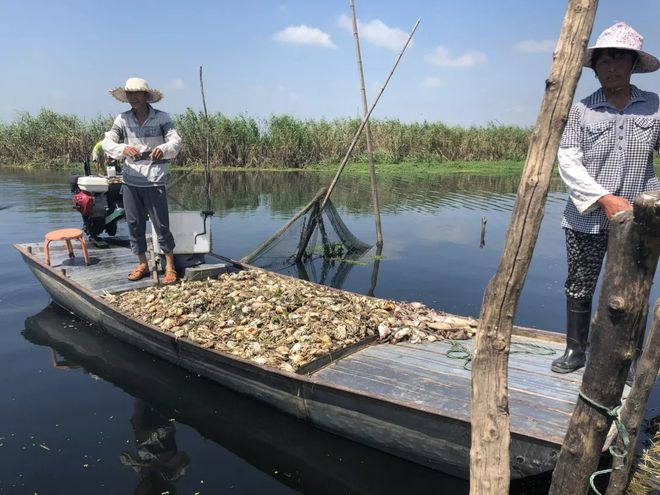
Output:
[606, 297, 660, 494]
[549, 192, 660, 495]
[469, 2, 598, 493]
[320, 19, 420, 211]
[349, 0, 383, 248]
[199, 66, 213, 215]
[149, 235, 160, 286]
[296, 20, 419, 261]
[367, 244, 383, 297]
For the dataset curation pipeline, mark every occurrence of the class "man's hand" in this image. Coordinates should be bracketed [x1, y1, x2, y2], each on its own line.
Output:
[150, 148, 163, 161]
[597, 194, 632, 219]
[123, 146, 141, 158]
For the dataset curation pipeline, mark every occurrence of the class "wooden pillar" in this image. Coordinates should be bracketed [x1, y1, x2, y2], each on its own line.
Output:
[469, 2, 598, 493]
[349, 0, 384, 248]
[606, 297, 660, 494]
[549, 192, 660, 495]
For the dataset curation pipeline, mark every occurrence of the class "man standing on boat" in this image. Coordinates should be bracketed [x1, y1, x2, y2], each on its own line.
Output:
[552, 23, 660, 374]
[103, 77, 182, 285]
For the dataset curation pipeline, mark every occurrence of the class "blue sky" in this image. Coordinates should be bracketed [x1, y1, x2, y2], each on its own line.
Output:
[2, 0, 660, 126]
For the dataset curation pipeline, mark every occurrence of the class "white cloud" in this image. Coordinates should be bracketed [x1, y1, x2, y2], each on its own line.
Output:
[273, 25, 336, 48]
[514, 39, 556, 54]
[421, 77, 444, 89]
[338, 14, 407, 51]
[169, 79, 185, 90]
[425, 46, 486, 68]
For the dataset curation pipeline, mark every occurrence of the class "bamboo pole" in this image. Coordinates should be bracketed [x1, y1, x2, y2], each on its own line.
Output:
[549, 192, 660, 495]
[199, 66, 213, 214]
[469, 2, 598, 493]
[606, 298, 660, 494]
[349, 0, 383, 248]
[320, 18, 420, 212]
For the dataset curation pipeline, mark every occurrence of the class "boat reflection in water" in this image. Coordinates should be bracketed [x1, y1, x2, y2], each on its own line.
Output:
[24, 304, 473, 495]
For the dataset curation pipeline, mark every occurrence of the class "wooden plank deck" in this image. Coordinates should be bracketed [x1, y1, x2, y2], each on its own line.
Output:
[21, 240, 588, 447]
[313, 338, 582, 445]
[23, 240, 156, 293]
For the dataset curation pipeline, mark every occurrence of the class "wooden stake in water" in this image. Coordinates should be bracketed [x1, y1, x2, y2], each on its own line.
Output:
[349, 0, 383, 248]
[480, 217, 487, 248]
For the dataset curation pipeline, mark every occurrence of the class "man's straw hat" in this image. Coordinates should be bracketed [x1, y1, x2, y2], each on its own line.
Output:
[110, 77, 164, 103]
[584, 22, 660, 73]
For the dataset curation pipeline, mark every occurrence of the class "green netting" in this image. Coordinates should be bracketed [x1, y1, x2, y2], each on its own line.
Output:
[241, 188, 371, 283]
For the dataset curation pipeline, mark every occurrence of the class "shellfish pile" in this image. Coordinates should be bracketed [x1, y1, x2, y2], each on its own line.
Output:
[104, 269, 475, 372]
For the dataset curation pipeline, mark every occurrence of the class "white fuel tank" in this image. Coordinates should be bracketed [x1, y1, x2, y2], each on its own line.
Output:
[150, 211, 212, 255]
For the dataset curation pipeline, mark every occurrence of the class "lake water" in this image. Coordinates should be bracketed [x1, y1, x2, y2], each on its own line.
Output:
[1, 168, 657, 494]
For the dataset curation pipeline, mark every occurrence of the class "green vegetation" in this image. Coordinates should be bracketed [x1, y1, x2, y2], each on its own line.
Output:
[627, 432, 659, 495]
[2, 109, 657, 177]
[316, 160, 528, 176]
[0, 110, 114, 168]
[0, 108, 531, 169]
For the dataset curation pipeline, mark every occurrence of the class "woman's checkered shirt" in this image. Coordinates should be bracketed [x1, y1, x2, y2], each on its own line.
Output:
[560, 85, 660, 233]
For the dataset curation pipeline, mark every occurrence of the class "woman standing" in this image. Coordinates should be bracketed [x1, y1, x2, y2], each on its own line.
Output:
[553, 22, 660, 373]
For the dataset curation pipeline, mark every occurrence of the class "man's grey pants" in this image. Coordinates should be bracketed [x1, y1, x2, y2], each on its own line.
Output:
[122, 184, 175, 255]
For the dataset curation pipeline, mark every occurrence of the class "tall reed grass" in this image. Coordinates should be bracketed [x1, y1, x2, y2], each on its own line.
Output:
[0, 109, 532, 168]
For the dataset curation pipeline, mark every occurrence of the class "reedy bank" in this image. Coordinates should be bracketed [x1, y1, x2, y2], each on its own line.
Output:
[0, 109, 531, 169]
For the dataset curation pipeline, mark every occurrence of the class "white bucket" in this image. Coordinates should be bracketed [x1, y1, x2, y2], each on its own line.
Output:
[107, 166, 116, 178]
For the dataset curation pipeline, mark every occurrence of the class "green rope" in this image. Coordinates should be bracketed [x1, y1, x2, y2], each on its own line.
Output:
[578, 390, 630, 495]
[444, 339, 556, 371]
[446, 340, 473, 370]
[510, 341, 556, 356]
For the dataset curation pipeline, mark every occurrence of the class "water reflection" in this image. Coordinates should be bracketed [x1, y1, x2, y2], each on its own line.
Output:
[23, 304, 470, 495]
[165, 170, 567, 216]
[7, 168, 658, 493]
[120, 400, 190, 495]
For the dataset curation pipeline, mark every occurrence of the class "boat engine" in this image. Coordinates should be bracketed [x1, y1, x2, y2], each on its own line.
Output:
[71, 175, 124, 245]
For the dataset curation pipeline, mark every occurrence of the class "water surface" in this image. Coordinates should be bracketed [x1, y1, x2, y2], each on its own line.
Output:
[1, 168, 657, 494]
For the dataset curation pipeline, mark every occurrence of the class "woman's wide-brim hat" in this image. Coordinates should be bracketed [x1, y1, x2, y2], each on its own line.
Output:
[584, 22, 660, 73]
[109, 77, 164, 103]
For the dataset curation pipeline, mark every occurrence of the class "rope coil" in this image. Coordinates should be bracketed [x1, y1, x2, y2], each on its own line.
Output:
[578, 390, 630, 495]
[445, 339, 556, 371]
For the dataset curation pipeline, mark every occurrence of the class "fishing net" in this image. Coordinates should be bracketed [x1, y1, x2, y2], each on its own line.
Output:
[241, 188, 372, 284]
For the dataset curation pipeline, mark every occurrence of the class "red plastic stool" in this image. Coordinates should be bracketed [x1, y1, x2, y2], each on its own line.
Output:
[44, 228, 90, 266]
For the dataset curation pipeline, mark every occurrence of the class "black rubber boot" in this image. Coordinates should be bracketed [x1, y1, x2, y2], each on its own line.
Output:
[551, 298, 591, 373]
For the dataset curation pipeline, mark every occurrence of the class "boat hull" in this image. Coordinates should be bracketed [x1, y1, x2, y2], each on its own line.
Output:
[18, 247, 560, 479]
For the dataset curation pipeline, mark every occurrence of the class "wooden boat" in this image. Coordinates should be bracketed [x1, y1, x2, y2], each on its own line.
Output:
[14, 239, 595, 480]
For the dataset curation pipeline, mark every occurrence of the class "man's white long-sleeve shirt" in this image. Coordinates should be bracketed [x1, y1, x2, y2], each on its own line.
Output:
[103, 105, 182, 187]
